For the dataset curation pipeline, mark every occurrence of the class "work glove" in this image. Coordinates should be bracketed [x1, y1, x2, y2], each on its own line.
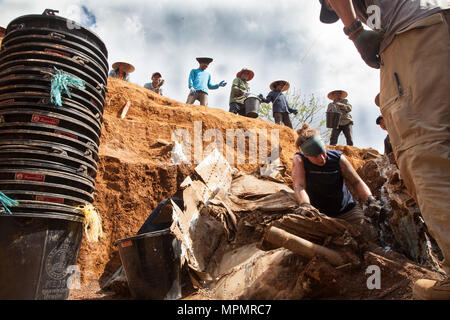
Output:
[189, 88, 196, 96]
[299, 202, 315, 210]
[294, 202, 320, 216]
[258, 94, 265, 100]
[219, 80, 227, 87]
[363, 195, 383, 219]
[243, 92, 250, 98]
[288, 107, 298, 115]
[351, 29, 383, 69]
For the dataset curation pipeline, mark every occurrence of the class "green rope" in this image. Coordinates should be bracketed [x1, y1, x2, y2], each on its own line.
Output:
[50, 67, 86, 107]
[0, 191, 19, 215]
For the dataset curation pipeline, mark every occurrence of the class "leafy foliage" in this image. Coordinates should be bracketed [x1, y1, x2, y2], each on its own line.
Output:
[258, 88, 330, 139]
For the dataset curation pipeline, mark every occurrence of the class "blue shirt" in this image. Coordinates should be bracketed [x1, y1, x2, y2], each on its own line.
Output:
[263, 90, 290, 113]
[298, 150, 356, 217]
[188, 69, 219, 94]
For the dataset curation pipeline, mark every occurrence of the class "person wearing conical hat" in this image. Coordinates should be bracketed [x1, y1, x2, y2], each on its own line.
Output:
[144, 72, 164, 96]
[109, 62, 135, 82]
[229, 68, 254, 116]
[327, 90, 353, 146]
[186, 57, 227, 106]
[259, 80, 297, 129]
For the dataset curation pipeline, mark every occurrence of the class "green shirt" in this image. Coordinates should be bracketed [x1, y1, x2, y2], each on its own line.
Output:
[229, 77, 249, 105]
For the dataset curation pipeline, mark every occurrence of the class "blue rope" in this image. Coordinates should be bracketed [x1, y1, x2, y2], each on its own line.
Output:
[0, 191, 19, 215]
[50, 67, 86, 107]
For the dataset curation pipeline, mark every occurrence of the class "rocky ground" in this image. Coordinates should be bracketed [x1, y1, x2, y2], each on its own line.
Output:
[68, 78, 445, 300]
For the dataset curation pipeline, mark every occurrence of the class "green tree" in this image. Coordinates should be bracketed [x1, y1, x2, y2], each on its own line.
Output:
[259, 88, 330, 139]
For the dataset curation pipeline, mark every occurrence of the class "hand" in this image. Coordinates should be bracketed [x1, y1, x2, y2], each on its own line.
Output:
[243, 92, 250, 98]
[363, 195, 383, 218]
[189, 88, 196, 96]
[157, 79, 165, 88]
[294, 202, 319, 215]
[288, 107, 298, 115]
[300, 202, 315, 211]
[258, 94, 265, 100]
[219, 80, 227, 87]
[351, 29, 383, 69]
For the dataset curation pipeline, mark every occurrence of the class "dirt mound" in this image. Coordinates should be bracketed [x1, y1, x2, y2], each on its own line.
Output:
[68, 78, 443, 300]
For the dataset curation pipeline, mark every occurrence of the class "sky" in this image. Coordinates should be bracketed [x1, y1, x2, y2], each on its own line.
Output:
[0, 0, 385, 153]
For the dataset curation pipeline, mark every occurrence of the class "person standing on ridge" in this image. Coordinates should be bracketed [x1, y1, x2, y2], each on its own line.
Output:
[327, 90, 354, 146]
[259, 80, 298, 129]
[229, 68, 254, 116]
[186, 57, 227, 106]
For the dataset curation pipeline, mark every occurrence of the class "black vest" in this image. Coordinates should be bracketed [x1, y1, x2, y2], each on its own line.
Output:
[298, 150, 355, 216]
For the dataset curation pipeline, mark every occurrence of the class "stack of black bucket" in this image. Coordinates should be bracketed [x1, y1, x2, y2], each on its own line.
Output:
[0, 10, 108, 300]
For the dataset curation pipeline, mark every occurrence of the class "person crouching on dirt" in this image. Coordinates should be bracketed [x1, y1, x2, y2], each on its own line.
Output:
[259, 80, 298, 129]
[229, 68, 254, 116]
[292, 123, 382, 225]
[144, 72, 164, 96]
[109, 62, 135, 82]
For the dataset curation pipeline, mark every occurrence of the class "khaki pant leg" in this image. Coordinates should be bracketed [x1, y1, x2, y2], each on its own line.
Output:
[186, 93, 196, 104]
[199, 92, 208, 106]
[380, 12, 450, 274]
[398, 142, 450, 274]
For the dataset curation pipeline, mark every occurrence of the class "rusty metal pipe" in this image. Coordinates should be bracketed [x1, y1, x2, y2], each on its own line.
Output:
[263, 226, 346, 266]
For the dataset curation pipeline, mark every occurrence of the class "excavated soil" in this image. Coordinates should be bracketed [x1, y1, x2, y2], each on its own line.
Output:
[68, 78, 443, 300]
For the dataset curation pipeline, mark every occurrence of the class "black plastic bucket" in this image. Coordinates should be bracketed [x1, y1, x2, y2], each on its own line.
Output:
[0, 84, 104, 117]
[0, 129, 99, 161]
[326, 111, 342, 129]
[0, 110, 101, 144]
[0, 213, 83, 300]
[0, 51, 107, 86]
[0, 141, 98, 170]
[2, 28, 109, 70]
[115, 229, 182, 300]
[2, 34, 109, 73]
[6, 14, 108, 57]
[244, 96, 260, 118]
[0, 96, 103, 132]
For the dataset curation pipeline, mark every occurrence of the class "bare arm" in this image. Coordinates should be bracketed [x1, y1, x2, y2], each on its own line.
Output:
[292, 154, 310, 205]
[340, 155, 372, 202]
[327, 0, 358, 27]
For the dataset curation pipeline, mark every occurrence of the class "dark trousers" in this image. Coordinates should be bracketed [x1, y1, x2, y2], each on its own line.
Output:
[229, 102, 246, 116]
[330, 123, 353, 146]
[273, 112, 293, 129]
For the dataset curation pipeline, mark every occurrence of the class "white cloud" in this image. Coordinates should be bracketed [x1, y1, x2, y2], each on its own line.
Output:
[0, 0, 386, 153]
